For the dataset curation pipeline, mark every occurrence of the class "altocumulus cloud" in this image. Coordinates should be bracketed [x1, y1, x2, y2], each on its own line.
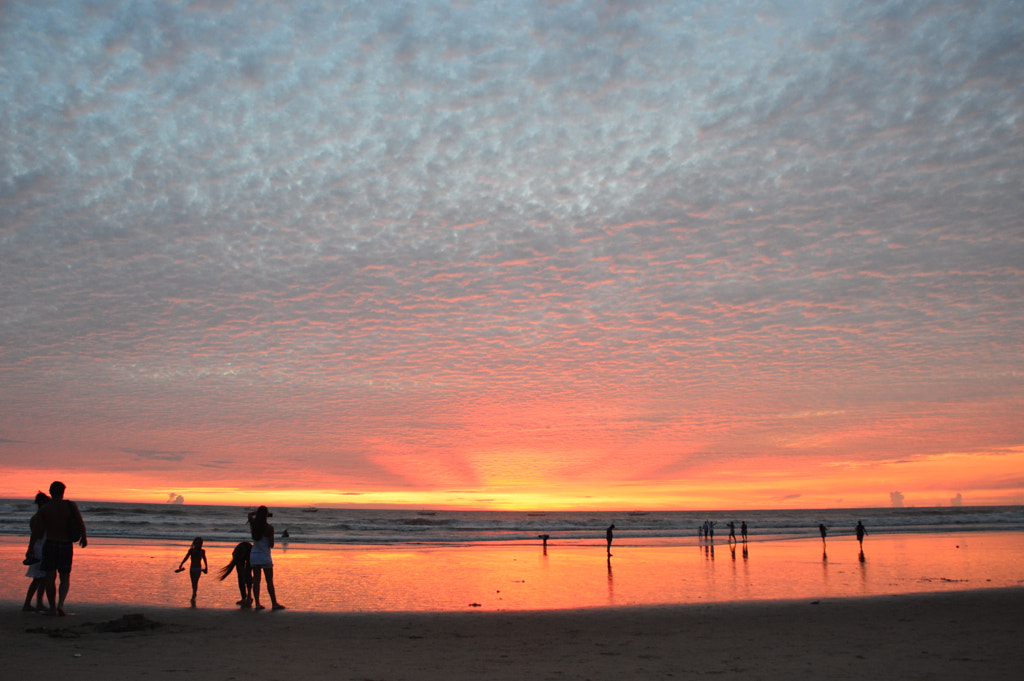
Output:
[1, 1, 1022, 501]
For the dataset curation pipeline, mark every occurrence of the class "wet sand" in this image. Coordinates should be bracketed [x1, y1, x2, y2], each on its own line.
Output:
[3, 532, 1023, 611]
[3, 588, 1022, 680]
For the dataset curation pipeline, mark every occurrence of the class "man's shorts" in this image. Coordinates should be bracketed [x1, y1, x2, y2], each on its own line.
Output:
[41, 540, 74, 574]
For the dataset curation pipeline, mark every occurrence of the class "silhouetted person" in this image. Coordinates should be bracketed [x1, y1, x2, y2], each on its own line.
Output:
[855, 521, 867, 549]
[248, 506, 285, 610]
[708, 520, 715, 541]
[218, 541, 253, 607]
[740, 521, 748, 542]
[818, 523, 828, 545]
[606, 524, 615, 556]
[538, 534, 550, 551]
[177, 536, 208, 607]
[727, 521, 736, 544]
[23, 491, 50, 612]
[29, 481, 86, 616]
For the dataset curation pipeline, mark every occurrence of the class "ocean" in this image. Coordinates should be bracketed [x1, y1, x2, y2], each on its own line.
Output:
[2, 500, 1022, 546]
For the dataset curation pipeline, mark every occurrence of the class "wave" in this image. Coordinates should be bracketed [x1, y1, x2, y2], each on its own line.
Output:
[1, 500, 1022, 546]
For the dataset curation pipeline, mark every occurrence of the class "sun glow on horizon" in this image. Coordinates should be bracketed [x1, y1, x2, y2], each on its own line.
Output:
[4, 446, 1022, 510]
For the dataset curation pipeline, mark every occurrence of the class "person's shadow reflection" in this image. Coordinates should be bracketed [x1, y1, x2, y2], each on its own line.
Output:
[606, 556, 614, 603]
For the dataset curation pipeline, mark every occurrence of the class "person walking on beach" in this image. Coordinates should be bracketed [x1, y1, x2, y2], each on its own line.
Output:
[606, 524, 615, 557]
[219, 541, 254, 607]
[28, 481, 87, 616]
[727, 521, 737, 544]
[740, 521, 748, 542]
[248, 506, 285, 610]
[818, 523, 828, 545]
[176, 537, 209, 607]
[856, 521, 867, 549]
[23, 491, 50, 612]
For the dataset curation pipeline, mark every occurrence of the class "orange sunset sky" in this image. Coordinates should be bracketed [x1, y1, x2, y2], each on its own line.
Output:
[2, 1, 1023, 510]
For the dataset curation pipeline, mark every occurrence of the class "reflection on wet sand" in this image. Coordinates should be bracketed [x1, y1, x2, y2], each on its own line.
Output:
[1, 532, 1022, 612]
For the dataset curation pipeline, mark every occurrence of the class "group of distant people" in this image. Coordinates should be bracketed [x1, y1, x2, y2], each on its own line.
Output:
[819, 521, 869, 549]
[178, 504, 286, 610]
[22, 485, 284, 613]
[22, 481, 87, 616]
[594, 518, 867, 558]
[696, 520, 747, 543]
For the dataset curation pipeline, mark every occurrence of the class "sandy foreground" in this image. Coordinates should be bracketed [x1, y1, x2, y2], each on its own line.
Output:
[2, 588, 1022, 680]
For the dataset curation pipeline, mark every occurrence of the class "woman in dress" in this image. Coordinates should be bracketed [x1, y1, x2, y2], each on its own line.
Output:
[247, 506, 285, 610]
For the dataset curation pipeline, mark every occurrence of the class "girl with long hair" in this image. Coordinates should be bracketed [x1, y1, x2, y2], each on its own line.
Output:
[247, 506, 285, 610]
[217, 541, 253, 607]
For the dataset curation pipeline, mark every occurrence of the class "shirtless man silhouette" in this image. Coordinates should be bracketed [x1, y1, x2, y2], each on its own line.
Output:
[28, 481, 87, 616]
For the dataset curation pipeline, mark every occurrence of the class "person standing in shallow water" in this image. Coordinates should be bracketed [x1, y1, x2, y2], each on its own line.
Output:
[248, 506, 285, 610]
[856, 521, 867, 549]
[606, 524, 615, 557]
[819, 523, 828, 545]
[29, 481, 87, 616]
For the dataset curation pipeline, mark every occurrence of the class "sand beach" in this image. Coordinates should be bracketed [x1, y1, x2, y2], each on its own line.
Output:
[3, 588, 1022, 680]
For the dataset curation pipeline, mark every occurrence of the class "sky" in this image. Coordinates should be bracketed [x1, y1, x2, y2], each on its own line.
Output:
[2, 0, 1022, 511]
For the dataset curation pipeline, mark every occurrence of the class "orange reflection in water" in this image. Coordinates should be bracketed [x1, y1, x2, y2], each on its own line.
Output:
[2, 533, 1022, 612]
